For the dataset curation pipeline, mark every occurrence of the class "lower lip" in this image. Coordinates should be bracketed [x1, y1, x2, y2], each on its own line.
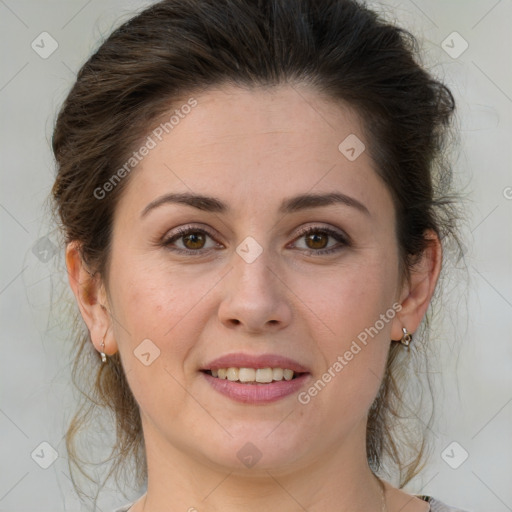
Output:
[201, 371, 310, 404]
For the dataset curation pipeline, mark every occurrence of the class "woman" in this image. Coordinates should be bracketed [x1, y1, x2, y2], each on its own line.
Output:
[51, 0, 468, 511]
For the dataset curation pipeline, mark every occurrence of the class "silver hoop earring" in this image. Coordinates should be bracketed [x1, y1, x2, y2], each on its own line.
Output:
[400, 327, 413, 347]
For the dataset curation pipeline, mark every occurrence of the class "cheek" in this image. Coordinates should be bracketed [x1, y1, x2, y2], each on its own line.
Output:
[108, 258, 226, 358]
[107, 264, 212, 416]
[316, 255, 398, 342]
[304, 256, 397, 407]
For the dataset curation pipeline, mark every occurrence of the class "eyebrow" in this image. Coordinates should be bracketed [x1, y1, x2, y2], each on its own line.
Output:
[140, 191, 370, 218]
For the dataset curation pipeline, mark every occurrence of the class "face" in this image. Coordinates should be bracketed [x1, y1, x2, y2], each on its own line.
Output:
[103, 84, 405, 474]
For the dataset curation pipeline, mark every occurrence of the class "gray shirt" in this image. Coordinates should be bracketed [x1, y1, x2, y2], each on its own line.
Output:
[113, 496, 472, 512]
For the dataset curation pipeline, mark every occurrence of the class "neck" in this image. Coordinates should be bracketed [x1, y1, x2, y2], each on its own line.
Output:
[136, 418, 385, 512]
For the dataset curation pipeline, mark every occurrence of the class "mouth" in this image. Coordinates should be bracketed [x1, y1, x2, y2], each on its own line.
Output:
[199, 353, 311, 403]
[201, 367, 305, 383]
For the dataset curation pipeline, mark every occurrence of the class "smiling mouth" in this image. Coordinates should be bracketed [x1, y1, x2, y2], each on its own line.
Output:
[202, 367, 304, 384]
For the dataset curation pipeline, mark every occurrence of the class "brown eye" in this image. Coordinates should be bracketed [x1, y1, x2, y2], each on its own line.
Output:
[292, 226, 349, 255]
[305, 232, 329, 250]
[182, 231, 206, 250]
[162, 226, 220, 255]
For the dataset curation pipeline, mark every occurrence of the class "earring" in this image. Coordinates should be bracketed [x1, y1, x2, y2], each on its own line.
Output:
[100, 334, 107, 363]
[400, 327, 413, 347]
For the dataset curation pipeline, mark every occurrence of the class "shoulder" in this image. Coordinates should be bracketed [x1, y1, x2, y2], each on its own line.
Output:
[113, 496, 469, 512]
[112, 504, 133, 512]
[420, 496, 473, 512]
[113, 497, 473, 512]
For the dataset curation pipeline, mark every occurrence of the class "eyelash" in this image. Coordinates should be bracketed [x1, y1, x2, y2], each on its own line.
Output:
[162, 224, 350, 257]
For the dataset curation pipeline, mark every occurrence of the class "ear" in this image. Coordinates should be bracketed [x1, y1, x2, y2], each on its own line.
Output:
[390, 229, 442, 341]
[66, 241, 117, 357]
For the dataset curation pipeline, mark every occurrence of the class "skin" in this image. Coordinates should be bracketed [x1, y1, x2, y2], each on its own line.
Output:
[67, 84, 440, 512]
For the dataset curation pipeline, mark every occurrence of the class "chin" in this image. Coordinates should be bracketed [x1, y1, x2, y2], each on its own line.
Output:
[191, 426, 312, 474]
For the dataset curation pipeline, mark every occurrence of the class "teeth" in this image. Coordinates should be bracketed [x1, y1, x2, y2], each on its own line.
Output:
[239, 368, 256, 382]
[273, 368, 284, 381]
[226, 367, 238, 381]
[283, 369, 294, 381]
[209, 367, 297, 383]
[256, 368, 273, 383]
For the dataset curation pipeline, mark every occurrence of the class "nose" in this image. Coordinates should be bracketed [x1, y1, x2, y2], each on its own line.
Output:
[217, 248, 293, 334]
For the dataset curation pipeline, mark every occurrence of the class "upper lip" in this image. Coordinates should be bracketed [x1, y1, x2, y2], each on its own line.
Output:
[202, 353, 310, 373]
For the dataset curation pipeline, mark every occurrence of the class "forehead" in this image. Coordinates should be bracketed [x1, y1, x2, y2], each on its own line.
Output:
[166, 84, 365, 167]
[116, 84, 393, 221]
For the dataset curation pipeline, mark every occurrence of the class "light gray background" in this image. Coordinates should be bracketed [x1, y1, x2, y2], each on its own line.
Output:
[1, 1, 511, 511]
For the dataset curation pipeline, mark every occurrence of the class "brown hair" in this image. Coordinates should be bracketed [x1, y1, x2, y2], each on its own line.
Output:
[51, 0, 462, 503]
